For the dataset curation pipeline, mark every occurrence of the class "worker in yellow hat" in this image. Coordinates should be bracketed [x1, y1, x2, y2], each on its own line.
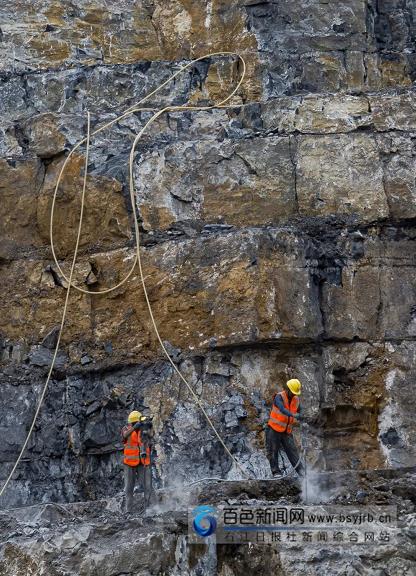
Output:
[266, 378, 305, 478]
[121, 410, 152, 512]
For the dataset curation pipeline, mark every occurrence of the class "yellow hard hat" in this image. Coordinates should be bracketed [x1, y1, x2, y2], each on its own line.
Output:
[128, 410, 142, 423]
[286, 379, 301, 395]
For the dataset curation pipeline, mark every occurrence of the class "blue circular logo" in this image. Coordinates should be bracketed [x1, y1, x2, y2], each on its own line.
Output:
[192, 505, 217, 537]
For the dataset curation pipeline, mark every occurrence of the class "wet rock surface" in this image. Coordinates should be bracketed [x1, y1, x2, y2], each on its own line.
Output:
[1, 1, 416, 574]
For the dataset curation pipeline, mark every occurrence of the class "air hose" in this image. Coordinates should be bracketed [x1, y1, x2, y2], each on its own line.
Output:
[1, 53, 256, 499]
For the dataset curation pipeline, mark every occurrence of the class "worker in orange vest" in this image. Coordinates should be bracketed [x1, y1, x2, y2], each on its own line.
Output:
[266, 378, 305, 477]
[121, 410, 151, 512]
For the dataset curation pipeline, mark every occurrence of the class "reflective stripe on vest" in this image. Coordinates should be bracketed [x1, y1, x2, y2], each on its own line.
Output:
[123, 428, 140, 466]
[123, 426, 151, 466]
[268, 390, 299, 434]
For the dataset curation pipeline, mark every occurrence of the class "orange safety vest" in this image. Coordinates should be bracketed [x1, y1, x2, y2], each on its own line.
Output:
[122, 425, 151, 467]
[268, 390, 299, 434]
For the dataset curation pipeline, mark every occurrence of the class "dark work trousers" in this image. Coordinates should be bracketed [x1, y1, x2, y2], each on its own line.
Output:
[124, 464, 144, 512]
[266, 426, 304, 477]
[124, 464, 152, 512]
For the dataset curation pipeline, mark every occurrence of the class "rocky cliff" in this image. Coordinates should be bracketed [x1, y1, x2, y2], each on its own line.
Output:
[0, 1, 416, 574]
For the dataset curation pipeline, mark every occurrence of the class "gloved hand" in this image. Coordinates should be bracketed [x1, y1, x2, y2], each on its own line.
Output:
[133, 421, 142, 430]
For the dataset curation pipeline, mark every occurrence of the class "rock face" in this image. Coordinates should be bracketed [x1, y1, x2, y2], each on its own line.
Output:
[1, 0, 416, 573]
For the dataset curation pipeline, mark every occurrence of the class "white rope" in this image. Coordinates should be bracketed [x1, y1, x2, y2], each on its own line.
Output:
[0, 112, 91, 498]
[0, 53, 252, 499]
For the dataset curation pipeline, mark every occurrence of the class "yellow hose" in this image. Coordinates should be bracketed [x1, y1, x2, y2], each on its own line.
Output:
[0, 112, 92, 498]
[0, 53, 251, 499]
